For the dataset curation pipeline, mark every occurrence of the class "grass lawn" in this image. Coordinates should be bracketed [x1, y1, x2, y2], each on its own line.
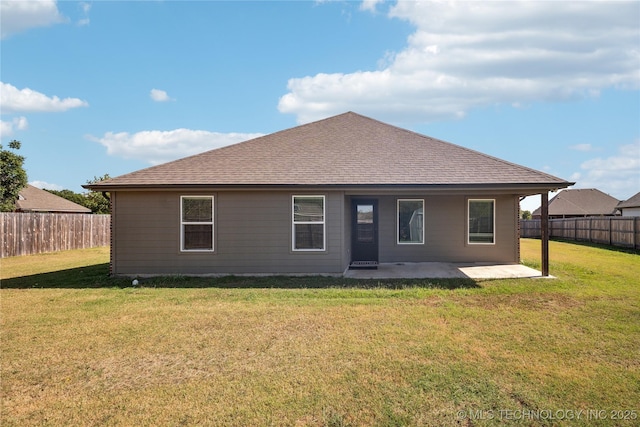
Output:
[1, 240, 639, 426]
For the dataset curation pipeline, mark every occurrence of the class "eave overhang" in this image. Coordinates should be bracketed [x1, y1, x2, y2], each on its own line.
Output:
[83, 181, 574, 195]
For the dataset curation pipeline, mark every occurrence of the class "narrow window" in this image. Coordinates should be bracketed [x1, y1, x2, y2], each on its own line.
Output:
[181, 196, 214, 251]
[292, 195, 325, 251]
[468, 199, 495, 244]
[398, 199, 424, 244]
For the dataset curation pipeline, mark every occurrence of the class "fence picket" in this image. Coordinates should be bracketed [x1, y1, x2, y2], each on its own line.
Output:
[520, 217, 639, 249]
[0, 213, 110, 258]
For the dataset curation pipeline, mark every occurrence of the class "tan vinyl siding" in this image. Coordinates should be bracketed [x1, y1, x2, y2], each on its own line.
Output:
[376, 194, 518, 264]
[112, 190, 345, 276]
[111, 190, 520, 276]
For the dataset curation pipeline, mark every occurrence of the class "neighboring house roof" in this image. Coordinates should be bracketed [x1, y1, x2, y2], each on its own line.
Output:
[617, 191, 640, 209]
[532, 188, 620, 217]
[15, 185, 91, 213]
[86, 112, 572, 192]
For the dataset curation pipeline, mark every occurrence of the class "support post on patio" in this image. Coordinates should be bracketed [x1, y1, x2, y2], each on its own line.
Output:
[541, 191, 549, 277]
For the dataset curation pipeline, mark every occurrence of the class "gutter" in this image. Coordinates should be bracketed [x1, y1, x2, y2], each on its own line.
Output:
[83, 182, 575, 193]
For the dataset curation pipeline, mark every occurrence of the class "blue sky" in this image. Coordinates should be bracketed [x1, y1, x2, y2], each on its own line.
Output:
[1, 0, 639, 212]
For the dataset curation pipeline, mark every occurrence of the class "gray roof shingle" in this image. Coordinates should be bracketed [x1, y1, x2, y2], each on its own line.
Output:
[86, 112, 572, 191]
[617, 191, 640, 209]
[532, 188, 620, 216]
[16, 185, 91, 213]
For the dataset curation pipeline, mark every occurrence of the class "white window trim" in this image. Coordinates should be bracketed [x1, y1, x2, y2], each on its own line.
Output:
[467, 198, 496, 245]
[397, 198, 424, 245]
[180, 195, 214, 252]
[292, 195, 326, 252]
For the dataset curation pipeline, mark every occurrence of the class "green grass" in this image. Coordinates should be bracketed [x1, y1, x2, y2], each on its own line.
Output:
[1, 240, 639, 426]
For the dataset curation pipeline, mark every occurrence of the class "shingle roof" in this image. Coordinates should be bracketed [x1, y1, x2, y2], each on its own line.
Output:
[617, 191, 640, 209]
[532, 188, 620, 216]
[16, 185, 91, 213]
[86, 112, 571, 191]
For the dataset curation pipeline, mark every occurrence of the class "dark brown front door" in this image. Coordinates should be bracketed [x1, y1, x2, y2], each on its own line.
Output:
[351, 199, 378, 264]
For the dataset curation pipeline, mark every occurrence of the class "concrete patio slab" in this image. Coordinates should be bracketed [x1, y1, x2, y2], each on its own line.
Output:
[343, 262, 544, 280]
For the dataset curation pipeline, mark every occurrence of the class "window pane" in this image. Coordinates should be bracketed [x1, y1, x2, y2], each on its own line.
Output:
[294, 224, 324, 250]
[357, 205, 373, 224]
[293, 197, 324, 222]
[469, 200, 494, 243]
[183, 198, 212, 222]
[398, 200, 424, 243]
[356, 204, 374, 242]
[183, 224, 213, 250]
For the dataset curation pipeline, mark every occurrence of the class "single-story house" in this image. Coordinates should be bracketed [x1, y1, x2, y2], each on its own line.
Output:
[531, 188, 620, 219]
[16, 185, 91, 213]
[85, 112, 572, 277]
[617, 191, 640, 217]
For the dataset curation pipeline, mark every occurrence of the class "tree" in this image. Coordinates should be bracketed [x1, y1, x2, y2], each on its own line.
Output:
[0, 140, 28, 212]
[84, 174, 111, 214]
[521, 210, 532, 220]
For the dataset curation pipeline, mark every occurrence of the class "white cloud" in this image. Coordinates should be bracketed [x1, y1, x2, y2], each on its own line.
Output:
[77, 2, 91, 26]
[0, 0, 65, 39]
[569, 144, 594, 152]
[279, 1, 640, 124]
[30, 180, 64, 191]
[0, 116, 28, 138]
[150, 89, 173, 102]
[573, 140, 640, 200]
[91, 128, 265, 165]
[0, 82, 89, 113]
[360, 0, 383, 13]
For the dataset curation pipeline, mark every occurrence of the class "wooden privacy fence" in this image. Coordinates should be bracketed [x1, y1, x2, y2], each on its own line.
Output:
[0, 213, 110, 258]
[521, 217, 640, 249]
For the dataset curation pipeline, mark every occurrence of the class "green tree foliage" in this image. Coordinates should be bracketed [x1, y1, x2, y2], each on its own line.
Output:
[521, 210, 532, 220]
[85, 174, 111, 214]
[0, 140, 28, 212]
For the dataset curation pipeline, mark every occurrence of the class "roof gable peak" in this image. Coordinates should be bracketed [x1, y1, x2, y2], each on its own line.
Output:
[86, 112, 573, 191]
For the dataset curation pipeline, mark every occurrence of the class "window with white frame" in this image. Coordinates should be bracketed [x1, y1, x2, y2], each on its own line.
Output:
[292, 195, 325, 251]
[468, 199, 495, 244]
[398, 199, 424, 244]
[181, 196, 214, 251]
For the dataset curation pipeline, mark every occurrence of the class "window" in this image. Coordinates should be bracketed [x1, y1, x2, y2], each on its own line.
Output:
[292, 195, 325, 251]
[398, 199, 424, 244]
[181, 196, 214, 251]
[468, 199, 495, 244]
[357, 204, 375, 243]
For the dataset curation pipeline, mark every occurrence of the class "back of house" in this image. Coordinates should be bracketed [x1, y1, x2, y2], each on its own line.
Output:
[85, 112, 572, 276]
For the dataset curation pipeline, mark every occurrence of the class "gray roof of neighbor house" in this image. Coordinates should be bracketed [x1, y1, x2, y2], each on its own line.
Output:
[16, 185, 91, 213]
[85, 112, 572, 192]
[532, 188, 620, 217]
[617, 191, 640, 209]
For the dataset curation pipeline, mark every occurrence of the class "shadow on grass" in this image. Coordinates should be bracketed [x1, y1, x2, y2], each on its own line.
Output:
[1, 264, 480, 290]
[1, 264, 127, 289]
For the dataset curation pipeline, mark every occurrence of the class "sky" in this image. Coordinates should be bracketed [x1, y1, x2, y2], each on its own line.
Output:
[1, 0, 639, 213]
